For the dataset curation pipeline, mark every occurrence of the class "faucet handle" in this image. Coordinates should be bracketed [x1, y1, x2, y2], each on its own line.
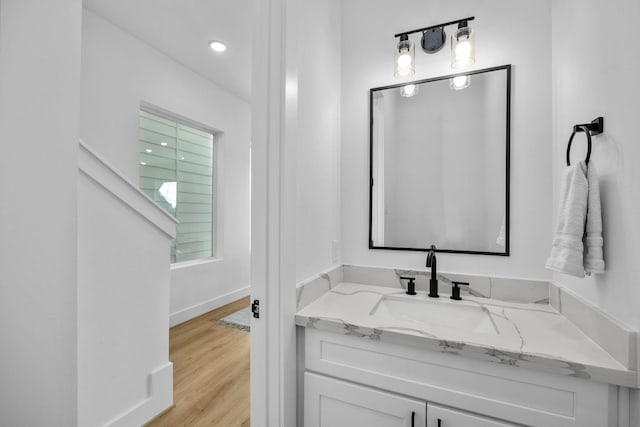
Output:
[450, 281, 469, 301]
[400, 276, 416, 295]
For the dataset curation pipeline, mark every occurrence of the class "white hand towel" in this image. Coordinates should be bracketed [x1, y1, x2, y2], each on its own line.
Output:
[545, 161, 588, 277]
[584, 163, 605, 274]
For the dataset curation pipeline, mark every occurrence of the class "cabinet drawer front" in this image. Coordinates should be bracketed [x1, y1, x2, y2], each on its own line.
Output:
[428, 403, 516, 426]
[304, 329, 613, 427]
[305, 372, 426, 427]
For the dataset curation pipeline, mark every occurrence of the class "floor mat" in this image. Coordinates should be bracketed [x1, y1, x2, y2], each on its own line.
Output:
[219, 306, 251, 331]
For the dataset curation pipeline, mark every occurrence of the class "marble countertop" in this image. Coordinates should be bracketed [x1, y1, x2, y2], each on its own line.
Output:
[296, 282, 638, 387]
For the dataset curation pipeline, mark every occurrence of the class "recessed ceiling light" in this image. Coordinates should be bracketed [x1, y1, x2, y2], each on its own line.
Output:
[140, 161, 147, 166]
[145, 149, 153, 153]
[209, 40, 227, 52]
[160, 142, 168, 146]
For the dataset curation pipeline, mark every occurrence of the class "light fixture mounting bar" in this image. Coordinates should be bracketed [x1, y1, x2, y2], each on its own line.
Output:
[394, 16, 475, 38]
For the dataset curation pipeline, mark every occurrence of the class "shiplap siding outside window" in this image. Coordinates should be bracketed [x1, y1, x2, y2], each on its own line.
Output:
[139, 110, 214, 263]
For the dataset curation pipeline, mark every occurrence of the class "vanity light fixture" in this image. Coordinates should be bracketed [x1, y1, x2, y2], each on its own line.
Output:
[394, 16, 475, 78]
[449, 74, 471, 90]
[209, 40, 227, 52]
[400, 84, 418, 97]
[394, 34, 415, 78]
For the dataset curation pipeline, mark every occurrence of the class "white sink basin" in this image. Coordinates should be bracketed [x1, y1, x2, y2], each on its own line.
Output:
[370, 295, 498, 335]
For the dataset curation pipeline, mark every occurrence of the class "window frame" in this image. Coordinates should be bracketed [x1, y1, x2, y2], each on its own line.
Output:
[138, 103, 219, 265]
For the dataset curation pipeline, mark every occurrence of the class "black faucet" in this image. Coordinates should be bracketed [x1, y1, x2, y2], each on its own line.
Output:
[426, 245, 439, 298]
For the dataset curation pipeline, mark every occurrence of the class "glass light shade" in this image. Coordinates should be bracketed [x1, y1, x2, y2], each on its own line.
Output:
[400, 84, 418, 97]
[449, 75, 471, 90]
[451, 26, 475, 69]
[395, 37, 415, 78]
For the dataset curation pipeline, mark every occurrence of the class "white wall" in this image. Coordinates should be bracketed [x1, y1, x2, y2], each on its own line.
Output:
[80, 9, 251, 325]
[77, 147, 175, 425]
[0, 0, 81, 424]
[294, 0, 342, 282]
[551, 0, 640, 421]
[341, 0, 552, 279]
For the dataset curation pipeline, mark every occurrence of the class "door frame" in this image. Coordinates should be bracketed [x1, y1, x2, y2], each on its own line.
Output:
[250, 0, 298, 425]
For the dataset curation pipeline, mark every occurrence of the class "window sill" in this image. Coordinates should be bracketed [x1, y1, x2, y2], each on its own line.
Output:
[170, 257, 222, 270]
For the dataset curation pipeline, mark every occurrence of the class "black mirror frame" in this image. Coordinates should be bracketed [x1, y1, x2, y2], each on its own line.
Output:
[368, 64, 511, 256]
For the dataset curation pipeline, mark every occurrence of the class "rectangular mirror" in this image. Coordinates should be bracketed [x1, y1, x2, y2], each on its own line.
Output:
[369, 65, 511, 255]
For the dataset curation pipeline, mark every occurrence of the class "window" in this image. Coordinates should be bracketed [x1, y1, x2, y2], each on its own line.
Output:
[139, 110, 215, 263]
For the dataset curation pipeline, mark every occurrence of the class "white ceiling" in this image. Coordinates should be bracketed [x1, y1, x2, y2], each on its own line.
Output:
[83, 0, 252, 101]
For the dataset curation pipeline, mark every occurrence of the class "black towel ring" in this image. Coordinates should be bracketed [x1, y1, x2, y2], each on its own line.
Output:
[566, 125, 592, 166]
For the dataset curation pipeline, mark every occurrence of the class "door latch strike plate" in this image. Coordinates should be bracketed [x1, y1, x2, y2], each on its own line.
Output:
[251, 299, 260, 319]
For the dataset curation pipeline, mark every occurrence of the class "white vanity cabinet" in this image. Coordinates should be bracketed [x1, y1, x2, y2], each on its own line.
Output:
[304, 372, 515, 427]
[301, 328, 623, 427]
[304, 372, 426, 427]
[427, 403, 516, 426]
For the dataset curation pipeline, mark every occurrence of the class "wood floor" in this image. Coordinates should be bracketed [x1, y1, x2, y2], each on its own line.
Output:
[147, 297, 250, 427]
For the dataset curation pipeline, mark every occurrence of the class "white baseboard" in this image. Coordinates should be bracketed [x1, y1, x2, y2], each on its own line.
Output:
[170, 286, 251, 327]
[106, 362, 173, 427]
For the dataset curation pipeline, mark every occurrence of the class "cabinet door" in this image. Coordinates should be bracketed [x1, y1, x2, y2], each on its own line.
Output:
[427, 403, 517, 426]
[305, 372, 426, 427]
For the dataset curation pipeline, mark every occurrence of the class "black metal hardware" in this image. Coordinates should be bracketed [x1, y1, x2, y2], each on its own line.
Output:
[450, 281, 469, 300]
[400, 277, 416, 295]
[368, 65, 511, 256]
[567, 117, 604, 166]
[421, 27, 446, 54]
[411, 411, 415, 427]
[573, 116, 604, 135]
[395, 16, 474, 38]
[566, 126, 591, 166]
[251, 299, 260, 319]
[426, 245, 439, 298]
[438, 418, 442, 427]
